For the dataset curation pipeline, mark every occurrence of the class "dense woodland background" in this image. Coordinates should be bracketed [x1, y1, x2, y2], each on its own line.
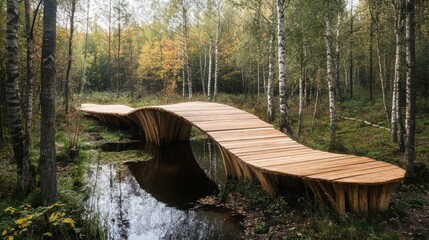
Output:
[0, 0, 428, 238]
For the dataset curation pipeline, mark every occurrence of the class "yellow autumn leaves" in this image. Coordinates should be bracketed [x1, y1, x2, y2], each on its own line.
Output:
[1, 202, 76, 240]
[48, 211, 75, 228]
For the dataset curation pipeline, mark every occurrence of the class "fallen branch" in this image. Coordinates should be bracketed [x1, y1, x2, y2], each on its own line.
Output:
[339, 116, 391, 131]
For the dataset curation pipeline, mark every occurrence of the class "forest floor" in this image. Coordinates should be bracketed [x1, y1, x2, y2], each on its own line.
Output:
[1, 92, 428, 239]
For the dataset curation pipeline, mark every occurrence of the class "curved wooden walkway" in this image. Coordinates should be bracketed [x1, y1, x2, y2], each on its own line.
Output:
[80, 102, 405, 214]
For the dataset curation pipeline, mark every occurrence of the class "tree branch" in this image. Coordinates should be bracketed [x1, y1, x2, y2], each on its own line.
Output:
[339, 116, 391, 131]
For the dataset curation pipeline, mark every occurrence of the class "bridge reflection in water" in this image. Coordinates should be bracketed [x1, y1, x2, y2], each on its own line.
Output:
[126, 141, 219, 207]
[86, 139, 243, 240]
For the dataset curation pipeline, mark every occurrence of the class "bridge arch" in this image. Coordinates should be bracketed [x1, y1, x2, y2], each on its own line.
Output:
[81, 102, 405, 214]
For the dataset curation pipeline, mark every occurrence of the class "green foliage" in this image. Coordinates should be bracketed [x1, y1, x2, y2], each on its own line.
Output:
[224, 180, 271, 205]
[265, 196, 287, 216]
[255, 221, 269, 234]
[0, 203, 77, 240]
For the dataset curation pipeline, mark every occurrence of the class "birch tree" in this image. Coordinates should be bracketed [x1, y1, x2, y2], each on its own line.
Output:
[326, 2, 336, 150]
[6, 0, 31, 195]
[213, 0, 223, 101]
[404, 0, 416, 177]
[335, 12, 342, 99]
[348, 2, 354, 99]
[22, 0, 41, 194]
[277, 0, 291, 135]
[267, 32, 275, 122]
[40, 0, 58, 205]
[391, 0, 405, 150]
[207, 29, 213, 101]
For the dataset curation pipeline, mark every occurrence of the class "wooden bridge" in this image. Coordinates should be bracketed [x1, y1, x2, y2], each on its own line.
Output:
[80, 101, 405, 214]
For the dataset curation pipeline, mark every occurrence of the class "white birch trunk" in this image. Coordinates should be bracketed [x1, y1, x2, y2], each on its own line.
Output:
[335, 12, 342, 98]
[267, 33, 274, 122]
[391, 7, 402, 143]
[6, 0, 26, 194]
[277, 0, 291, 135]
[326, 11, 336, 150]
[207, 40, 213, 101]
[213, 7, 220, 101]
[405, 0, 416, 177]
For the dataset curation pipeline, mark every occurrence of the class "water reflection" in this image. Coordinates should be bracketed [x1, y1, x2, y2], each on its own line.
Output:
[86, 139, 243, 240]
[126, 142, 218, 207]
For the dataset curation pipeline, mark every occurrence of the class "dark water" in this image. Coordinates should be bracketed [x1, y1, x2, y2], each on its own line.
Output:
[85, 139, 243, 240]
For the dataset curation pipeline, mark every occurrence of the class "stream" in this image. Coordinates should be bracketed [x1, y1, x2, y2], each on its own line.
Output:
[85, 138, 244, 240]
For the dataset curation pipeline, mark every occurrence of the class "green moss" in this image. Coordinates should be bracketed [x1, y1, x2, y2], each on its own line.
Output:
[98, 150, 152, 164]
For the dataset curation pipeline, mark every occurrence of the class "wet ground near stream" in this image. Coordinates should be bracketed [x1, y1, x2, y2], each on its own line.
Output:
[85, 139, 244, 240]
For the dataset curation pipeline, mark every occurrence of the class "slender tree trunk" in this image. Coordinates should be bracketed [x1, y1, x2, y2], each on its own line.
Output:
[257, 62, 260, 98]
[40, 0, 58, 205]
[326, 10, 336, 150]
[107, 0, 112, 91]
[349, 4, 353, 100]
[207, 40, 213, 101]
[391, 4, 402, 144]
[6, 0, 26, 194]
[23, 0, 34, 194]
[335, 12, 342, 99]
[297, 44, 305, 136]
[311, 77, 320, 131]
[213, 7, 220, 101]
[203, 49, 207, 97]
[182, 48, 186, 97]
[182, 2, 192, 100]
[267, 33, 274, 122]
[199, 52, 206, 97]
[64, 0, 76, 113]
[369, 14, 374, 101]
[116, 1, 121, 98]
[81, 0, 90, 93]
[261, 64, 267, 94]
[277, 0, 291, 135]
[371, 2, 391, 125]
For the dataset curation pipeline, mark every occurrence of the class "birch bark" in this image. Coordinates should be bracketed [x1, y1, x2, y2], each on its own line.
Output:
[405, 0, 416, 177]
[277, 0, 291, 135]
[326, 9, 336, 150]
[6, 0, 25, 193]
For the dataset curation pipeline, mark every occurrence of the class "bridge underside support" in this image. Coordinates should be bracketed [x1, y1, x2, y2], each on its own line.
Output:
[92, 113, 139, 130]
[131, 110, 192, 145]
[218, 141, 400, 214]
[305, 180, 400, 214]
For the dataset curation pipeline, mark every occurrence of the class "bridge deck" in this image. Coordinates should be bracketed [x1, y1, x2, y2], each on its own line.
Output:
[80, 101, 405, 213]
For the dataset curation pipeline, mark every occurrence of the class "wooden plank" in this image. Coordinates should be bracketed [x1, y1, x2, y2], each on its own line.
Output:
[241, 151, 345, 163]
[232, 145, 306, 154]
[184, 114, 259, 122]
[210, 129, 286, 142]
[221, 138, 297, 149]
[265, 160, 389, 177]
[193, 119, 272, 128]
[333, 168, 405, 185]
[303, 164, 397, 180]
[255, 156, 370, 170]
